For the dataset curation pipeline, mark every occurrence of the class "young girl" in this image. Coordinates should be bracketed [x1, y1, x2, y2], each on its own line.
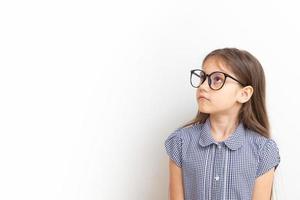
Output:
[164, 48, 280, 200]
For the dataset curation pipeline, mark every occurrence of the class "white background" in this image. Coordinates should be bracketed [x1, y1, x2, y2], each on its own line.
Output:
[0, 0, 298, 199]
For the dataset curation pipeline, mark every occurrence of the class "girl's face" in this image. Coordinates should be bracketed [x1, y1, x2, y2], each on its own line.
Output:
[196, 57, 244, 115]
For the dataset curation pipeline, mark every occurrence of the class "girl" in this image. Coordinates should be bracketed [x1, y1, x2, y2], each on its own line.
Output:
[164, 48, 280, 200]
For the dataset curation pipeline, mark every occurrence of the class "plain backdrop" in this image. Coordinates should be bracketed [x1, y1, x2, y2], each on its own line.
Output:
[0, 0, 299, 199]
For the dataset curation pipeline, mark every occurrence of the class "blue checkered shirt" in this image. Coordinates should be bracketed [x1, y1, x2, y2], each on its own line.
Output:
[164, 118, 280, 200]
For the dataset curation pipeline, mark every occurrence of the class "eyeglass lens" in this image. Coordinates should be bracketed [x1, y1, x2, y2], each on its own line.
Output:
[191, 70, 226, 90]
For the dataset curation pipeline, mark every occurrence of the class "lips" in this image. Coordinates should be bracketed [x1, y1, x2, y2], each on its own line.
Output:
[199, 97, 208, 101]
[198, 95, 209, 100]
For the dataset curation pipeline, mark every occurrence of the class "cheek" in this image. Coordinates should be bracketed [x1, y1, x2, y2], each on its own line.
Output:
[215, 97, 235, 108]
[205, 91, 236, 107]
[213, 91, 237, 107]
[196, 87, 239, 112]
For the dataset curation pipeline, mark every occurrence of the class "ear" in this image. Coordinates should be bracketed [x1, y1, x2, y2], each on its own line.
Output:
[237, 86, 254, 103]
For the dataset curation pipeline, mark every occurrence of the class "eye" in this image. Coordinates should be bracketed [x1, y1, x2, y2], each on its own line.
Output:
[211, 73, 225, 85]
[213, 75, 223, 82]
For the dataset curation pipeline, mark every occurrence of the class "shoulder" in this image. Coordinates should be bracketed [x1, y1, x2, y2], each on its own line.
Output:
[244, 128, 281, 177]
[164, 123, 203, 159]
[244, 128, 280, 153]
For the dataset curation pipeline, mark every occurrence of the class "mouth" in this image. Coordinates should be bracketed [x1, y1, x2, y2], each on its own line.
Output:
[198, 95, 209, 100]
[198, 97, 209, 101]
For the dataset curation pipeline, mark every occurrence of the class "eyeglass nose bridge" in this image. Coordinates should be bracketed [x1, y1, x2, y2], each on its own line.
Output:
[201, 73, 212, 87]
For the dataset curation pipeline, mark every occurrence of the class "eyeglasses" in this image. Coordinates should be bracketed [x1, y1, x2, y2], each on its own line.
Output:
[190, 69, 246, 90]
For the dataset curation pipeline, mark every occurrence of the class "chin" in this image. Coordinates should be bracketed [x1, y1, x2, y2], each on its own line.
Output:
[198, 107, 211, 114]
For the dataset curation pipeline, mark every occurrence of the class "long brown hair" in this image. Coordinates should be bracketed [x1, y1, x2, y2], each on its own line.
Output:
[180, 47, 272, 139]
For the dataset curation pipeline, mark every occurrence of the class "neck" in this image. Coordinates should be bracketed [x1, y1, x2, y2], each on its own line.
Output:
[208, 112, 240, 142]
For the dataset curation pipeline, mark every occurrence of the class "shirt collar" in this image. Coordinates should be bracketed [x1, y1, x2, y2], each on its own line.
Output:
[198, 117, 246, 150]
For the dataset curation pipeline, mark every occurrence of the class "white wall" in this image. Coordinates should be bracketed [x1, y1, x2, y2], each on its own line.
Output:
[0, 0, 298, 199]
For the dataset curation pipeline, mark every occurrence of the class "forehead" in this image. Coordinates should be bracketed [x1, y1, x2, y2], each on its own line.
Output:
[202, 56, 232, 74]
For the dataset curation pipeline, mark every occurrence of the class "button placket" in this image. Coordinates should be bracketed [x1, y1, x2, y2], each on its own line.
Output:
[211, 143, 224, 199]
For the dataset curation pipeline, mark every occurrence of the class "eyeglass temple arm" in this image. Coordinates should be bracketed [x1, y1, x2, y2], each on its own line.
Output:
[226, 74, 246, 86]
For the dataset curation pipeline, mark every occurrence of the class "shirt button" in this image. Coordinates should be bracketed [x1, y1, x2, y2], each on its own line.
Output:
[214, 175, 219, 181]
[217, 144, 221, 149]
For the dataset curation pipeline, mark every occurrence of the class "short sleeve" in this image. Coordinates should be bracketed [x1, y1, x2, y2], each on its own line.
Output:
[164, 130, 183, 168]
[256, 138, 281, 178]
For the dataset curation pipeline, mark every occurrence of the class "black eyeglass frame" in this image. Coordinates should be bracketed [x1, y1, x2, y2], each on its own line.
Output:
[190, 69, 247, 90]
